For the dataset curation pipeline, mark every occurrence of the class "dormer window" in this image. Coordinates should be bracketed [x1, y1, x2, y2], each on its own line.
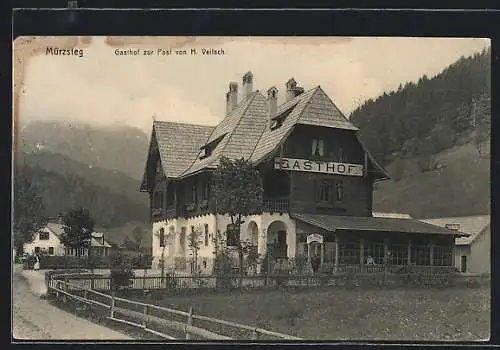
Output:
[270, 104, 296, 130]
[200, 146, 212, 160]
[312, 138, 325, 157]
[199, 133, 227, 159]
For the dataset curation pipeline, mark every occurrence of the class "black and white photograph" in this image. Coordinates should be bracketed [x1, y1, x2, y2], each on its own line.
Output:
[12, 36, 491, 341]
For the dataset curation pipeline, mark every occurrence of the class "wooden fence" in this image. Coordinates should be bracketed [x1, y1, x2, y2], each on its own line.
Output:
[48, 279, 302, 341]
[47, 265, 457, 293]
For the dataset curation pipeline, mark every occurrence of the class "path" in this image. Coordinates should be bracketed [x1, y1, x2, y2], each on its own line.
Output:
[12, 265, 133, 340]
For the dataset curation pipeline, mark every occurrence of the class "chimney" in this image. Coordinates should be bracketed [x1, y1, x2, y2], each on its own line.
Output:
[225, 91, 231, 114]
[285, 78, 297, 101]
[285, 77, 304, 101]
[228, 82, 238, 113]
[242, 71, 253, 101]
[267, 86, 278, 119]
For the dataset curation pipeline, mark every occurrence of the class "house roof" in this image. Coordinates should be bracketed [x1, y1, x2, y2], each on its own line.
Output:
[179, 91, 267, 178]
[291, 213, 468, 236]
[45, 223, 112, 248]
[249, 86, 359, 164]
[419, 215, 490, 245]
[142, 76, 390, 183]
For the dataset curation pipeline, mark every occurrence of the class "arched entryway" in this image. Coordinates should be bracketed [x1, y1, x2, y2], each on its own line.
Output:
[267, 220, 288, 260]
[247, 221, 259, 246]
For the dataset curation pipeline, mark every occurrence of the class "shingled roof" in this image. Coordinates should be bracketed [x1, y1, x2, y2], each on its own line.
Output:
[179, 91, 267, 178]
[140, 121, 214, 190]
[250, 86, 358, 164]
[141, 74, 390, 184]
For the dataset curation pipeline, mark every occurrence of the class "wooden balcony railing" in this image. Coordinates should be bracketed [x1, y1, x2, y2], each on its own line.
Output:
[263, 198, 289, 213]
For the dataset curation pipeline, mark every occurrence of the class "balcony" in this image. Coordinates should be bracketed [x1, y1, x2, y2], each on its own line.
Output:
[263, 197, 289, 213]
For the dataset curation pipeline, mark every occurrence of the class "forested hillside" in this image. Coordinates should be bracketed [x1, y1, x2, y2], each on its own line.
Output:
[23, 164, 149, 228]
[349, 47, 491, 218]
[350, 47, 491, 167]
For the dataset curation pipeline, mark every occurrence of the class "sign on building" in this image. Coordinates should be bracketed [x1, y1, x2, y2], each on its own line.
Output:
[306, 233, 324, 244]
[274, 157, 364, 177]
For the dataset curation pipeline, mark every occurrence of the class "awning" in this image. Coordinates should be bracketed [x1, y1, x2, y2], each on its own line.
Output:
[291, 213, 469, 237]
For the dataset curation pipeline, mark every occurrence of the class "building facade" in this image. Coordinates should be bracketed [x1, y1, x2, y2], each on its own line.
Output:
[420, 216, 490, 274]
[23, 219, 112, 257]
[140, 72, 466, 274]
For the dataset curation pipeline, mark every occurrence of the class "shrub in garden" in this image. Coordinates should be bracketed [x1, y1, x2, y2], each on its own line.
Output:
[109, 252, 135, 291]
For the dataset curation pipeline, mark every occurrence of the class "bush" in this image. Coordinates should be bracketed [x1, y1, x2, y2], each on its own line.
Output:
[109, 252, 135, 291]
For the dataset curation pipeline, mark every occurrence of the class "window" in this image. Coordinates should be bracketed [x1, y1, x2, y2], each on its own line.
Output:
[226, 224, 239, 247]
[200, 146, 212, 159]
[204, 224, 209, 246]
[159, 228, 165, 247]
[319, 181, 330, 202]
[201, 182, 210, 201]
[335, 181, 343, 201]
[433, 245, 453, 266]
[34, 247, 40, 253]
[154, 191, 164, 209]
[48, 247, 54, 255]
[202, 261, 207, 269]
[312, 138, 325, 157]
[166, 184, 175, 206]
[191, 183, 197, 203]
[39, 231, 50, 240]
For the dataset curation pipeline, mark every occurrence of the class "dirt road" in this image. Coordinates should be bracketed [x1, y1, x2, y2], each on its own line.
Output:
[12, 265, 133, 340]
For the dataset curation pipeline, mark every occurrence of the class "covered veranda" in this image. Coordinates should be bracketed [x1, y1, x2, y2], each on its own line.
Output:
[291, 213, 469, 272]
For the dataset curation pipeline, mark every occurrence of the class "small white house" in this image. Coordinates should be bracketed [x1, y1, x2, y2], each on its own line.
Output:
[420, 215, 490, 274]
[23, 221, 112, 257]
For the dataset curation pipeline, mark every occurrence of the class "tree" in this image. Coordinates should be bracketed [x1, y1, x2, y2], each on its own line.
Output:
[12, 165, 48, 257]
[110, 250, 134, 292]
[211, 156, 264, 287]
[131, 226, 144, 253]
[188, 225, 203, 275]
[154, 228, 168, 286]
[60, 207, 95, 272]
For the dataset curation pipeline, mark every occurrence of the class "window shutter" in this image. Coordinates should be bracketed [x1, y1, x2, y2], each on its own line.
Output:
[312, 139, 318, 156]
[318, 140, 325, 156]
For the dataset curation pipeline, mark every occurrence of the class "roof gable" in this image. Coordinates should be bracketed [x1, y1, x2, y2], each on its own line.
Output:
[45, 223, 112, 247]
[179, 92, 267, 178]
[140, 121, 214, 186]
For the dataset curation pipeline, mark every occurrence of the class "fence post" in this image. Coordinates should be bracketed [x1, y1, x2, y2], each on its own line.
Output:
[63, 278, 68, 302]
[110, 291, 115, 318]
[252, 328, 260, 341]
[185, 306, 193, 340]
[143, 305, 148, 329]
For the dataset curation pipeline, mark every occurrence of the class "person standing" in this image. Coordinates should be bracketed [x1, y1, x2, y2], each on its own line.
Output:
[34, 255, 40, 271]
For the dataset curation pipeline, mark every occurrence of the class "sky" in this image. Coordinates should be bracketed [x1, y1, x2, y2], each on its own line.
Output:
[18, 36, 490, 133]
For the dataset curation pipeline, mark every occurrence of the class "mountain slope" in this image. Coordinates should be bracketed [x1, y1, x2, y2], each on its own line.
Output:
[350, 47, 490, 165]
[24, 151, 148, 206]
[19, 121, 149, 180]
[373, 142, 490, 218]
[26, 165, 149, 228]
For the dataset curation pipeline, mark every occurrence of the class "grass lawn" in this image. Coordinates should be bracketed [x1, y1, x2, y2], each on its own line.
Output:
[129, 285, 490, 341]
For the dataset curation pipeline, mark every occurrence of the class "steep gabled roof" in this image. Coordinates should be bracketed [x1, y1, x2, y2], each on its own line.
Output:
[419, 215, 490, 246]
[140, 121, 214, 189]
[249, 86, 358, 164]
[179, 92, 267, 178]
[45, 223, 112, 247]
